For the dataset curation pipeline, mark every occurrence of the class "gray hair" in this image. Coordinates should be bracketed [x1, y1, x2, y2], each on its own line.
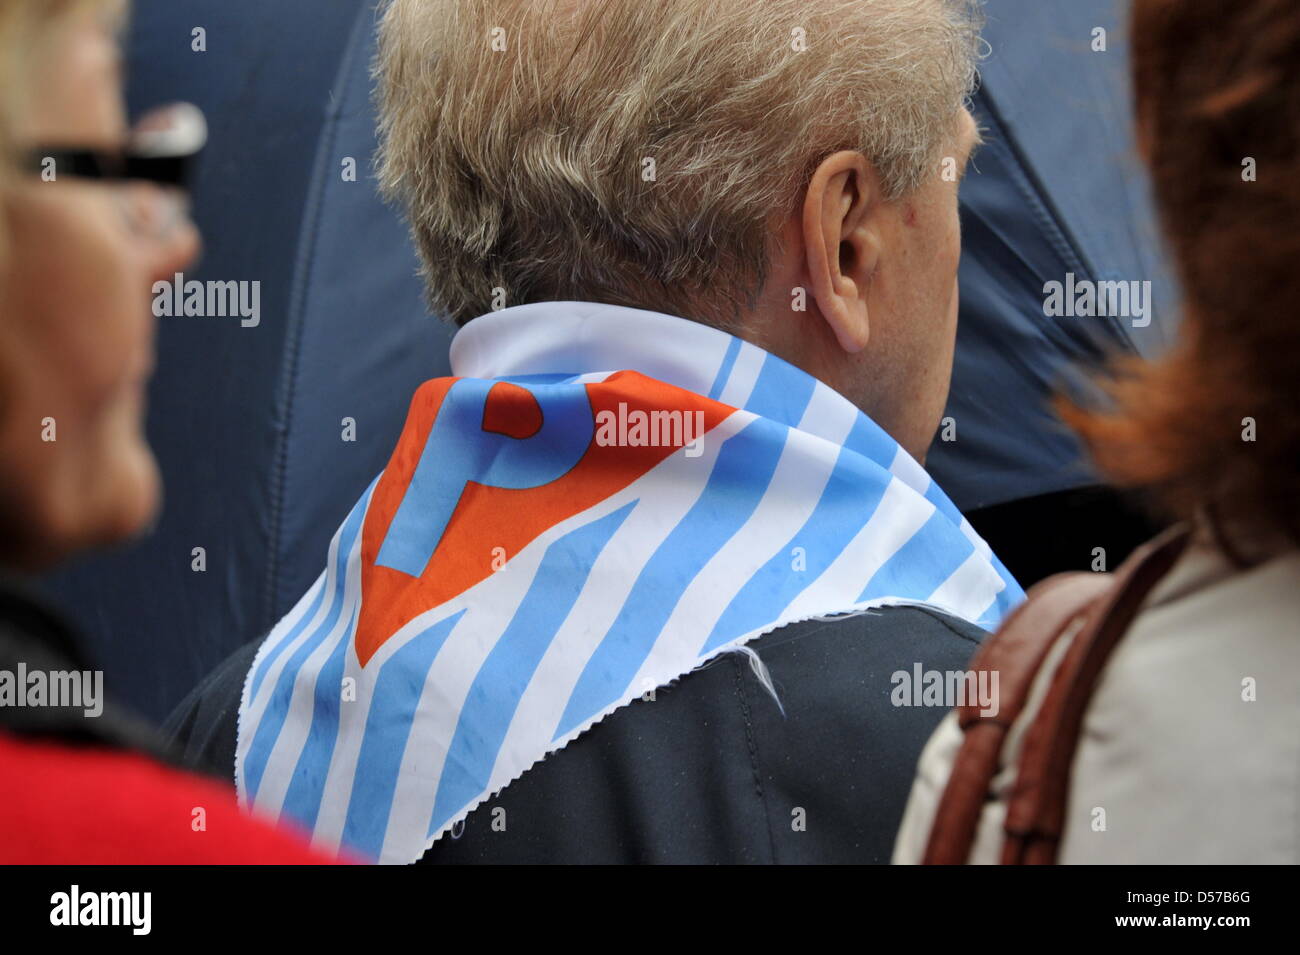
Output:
[376, 0, 982, 327]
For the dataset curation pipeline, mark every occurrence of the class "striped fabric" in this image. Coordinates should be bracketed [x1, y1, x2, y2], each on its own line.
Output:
[236, 302, 1024, 864]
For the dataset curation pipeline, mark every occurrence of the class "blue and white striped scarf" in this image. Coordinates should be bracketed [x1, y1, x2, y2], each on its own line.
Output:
[236, 301, 1023, 863]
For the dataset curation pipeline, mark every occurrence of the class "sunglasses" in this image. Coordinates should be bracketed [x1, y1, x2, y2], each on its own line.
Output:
[24, 102, 207, 190]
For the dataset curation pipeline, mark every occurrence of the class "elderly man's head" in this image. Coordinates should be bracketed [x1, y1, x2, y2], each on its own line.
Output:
[377, 0, 981, 459]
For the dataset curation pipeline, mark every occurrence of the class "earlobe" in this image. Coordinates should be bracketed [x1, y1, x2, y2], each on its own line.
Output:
[828, 296, 870, 353]
[802, 151, 878, 355]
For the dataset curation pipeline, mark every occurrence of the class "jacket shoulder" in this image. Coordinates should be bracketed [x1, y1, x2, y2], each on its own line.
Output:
[727, 606, 985, 863]
[421, 605, 986, 864]
[163, 638, 258, 778]
[165, 605, 987, 863]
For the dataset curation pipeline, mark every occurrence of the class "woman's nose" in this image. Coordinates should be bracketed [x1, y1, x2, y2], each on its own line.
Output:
[116, 182, 202, 278]
[147, 213, 202, 284]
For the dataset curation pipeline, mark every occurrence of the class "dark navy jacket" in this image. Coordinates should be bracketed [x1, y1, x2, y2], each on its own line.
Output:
[166, 606, 983, 864]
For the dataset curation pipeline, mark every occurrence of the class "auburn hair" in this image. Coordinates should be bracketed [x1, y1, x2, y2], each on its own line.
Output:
[1064, 0, 1300, 552]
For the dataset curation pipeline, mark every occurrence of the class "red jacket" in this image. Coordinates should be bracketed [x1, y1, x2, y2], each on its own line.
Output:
[0, 730, 340, 864]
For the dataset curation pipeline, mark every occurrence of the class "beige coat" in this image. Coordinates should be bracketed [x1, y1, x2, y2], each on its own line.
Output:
[893, 527, 1300, 864]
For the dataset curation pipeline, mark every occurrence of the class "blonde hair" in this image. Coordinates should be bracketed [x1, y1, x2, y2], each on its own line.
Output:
[0, 0, 125, 260]
[376, 0, 981, 327]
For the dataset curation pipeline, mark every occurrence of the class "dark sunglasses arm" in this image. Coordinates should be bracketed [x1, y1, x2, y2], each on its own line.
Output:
[24, 149, 196, 188]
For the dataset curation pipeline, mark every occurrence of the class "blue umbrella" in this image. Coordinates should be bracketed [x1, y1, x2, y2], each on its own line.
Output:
[928, 0, 1178, 511]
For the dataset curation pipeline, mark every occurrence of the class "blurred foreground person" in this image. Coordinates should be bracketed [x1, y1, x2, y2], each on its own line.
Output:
[0, 0, 334, 863]
[895, 0, 1300, 864]
[170, 0, 1023, 864]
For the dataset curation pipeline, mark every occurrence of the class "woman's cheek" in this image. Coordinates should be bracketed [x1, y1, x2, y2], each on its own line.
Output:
[51, 193, 151, 402]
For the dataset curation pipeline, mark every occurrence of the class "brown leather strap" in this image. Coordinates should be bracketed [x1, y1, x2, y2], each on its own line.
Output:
[921, 569, 1113, 864]
[1000, 525, 1193, 864]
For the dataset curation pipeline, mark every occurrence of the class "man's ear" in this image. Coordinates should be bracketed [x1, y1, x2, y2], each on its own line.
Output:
[801, 150, 881, 354]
